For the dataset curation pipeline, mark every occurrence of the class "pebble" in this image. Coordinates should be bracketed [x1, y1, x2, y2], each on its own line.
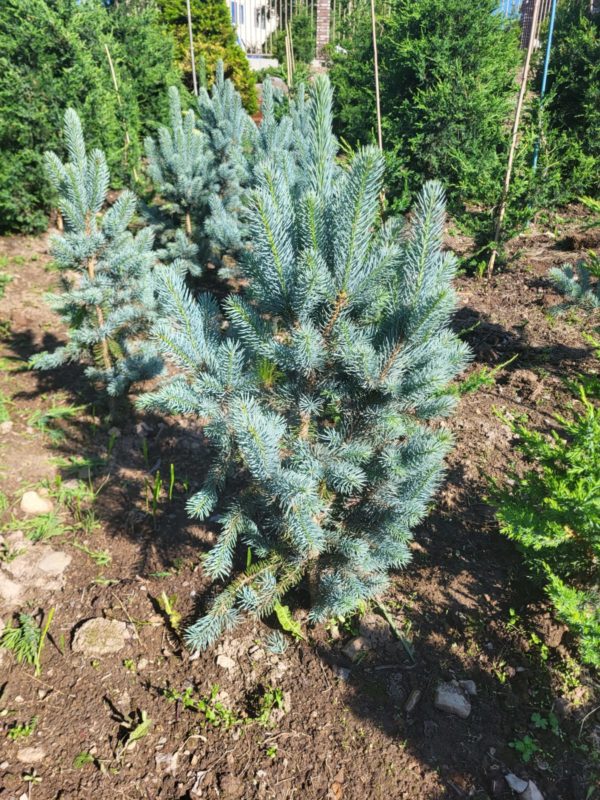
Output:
[0, 420, 13, 433]
[20, 491, 53, 515]
[505, 773, 528, 793]
[405, 688, 422, 713]
[37, 550, 71, 575]
[341, 636, 368, 661]
[216, 654, 236, 670]
[459, 679, 477, 696]
[521, 781, 545, 800]
[434, 681, 472, 719]
[72, 618, 130, 656]
[16, 747, 46, 764]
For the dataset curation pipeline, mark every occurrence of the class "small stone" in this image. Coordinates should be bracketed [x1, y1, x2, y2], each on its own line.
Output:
[505, 773, 528, 793]
[459, 679, 477, 696]
[249, 647, 265, 662]
[404, 688, 422, 713]
[17, 747, 46, 764]
[72, 618, 130, 656]
[0, 760, 8, 769]
[37, 550, 71, 575]
[0, 573, 22, 604]
[137, 658, 149, 670]
[20, 491, 53, 515]
[216, 654, 236, 670]
[0, 420, 13, 433]
[334, 666, 350, 681]
[521, 781, 544, 800]
[155, 752, 179, 774]
[342, 636, 368, 661]
[434, 682, 471, 719]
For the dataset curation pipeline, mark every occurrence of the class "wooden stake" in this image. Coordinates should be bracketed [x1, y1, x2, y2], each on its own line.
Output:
[104, 43, 139, 183]
[186, 0, 198, 97]
[370, 0, 383, 151]
[487, 0, 542, 277]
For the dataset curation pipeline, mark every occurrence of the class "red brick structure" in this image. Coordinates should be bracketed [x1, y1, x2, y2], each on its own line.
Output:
[316, 0, 330, 60]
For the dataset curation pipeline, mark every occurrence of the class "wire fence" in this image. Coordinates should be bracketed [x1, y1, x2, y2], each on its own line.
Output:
[229, 0, 317, 55]
[229, 0, 591, 59]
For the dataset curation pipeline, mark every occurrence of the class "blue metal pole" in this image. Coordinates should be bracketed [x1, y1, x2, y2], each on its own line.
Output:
[532, 0, 558, 170]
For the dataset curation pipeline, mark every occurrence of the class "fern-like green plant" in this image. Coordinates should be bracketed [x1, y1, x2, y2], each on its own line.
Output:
[492, 388, 600, 668]
[0, 609, 55, 676]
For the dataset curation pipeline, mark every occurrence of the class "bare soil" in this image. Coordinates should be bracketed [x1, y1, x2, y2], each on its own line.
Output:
[0, 212, 598, 800]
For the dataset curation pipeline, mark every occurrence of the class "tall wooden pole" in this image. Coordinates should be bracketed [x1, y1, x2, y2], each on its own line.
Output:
[487, 0, 542, 277]
[104, 43, 139, 183]
[370, 0, 383, 151]
[186, 0, 198, 96]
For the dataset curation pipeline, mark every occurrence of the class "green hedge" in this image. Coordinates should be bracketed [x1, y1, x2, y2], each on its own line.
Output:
[0, 0, 182, 234]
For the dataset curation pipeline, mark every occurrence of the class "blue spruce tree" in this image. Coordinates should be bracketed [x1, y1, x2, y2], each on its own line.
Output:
[144, 87, 205, 277]
[31, 110, 163, 401]
[141, 77, 470, 650]
[145, 63, 301, 280]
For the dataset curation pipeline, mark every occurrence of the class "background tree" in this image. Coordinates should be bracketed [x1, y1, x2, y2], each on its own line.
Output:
[534, 0, 599, 203]
[329, 0, 521, 216]
[0, 0, 182, 233]
[157, 0, 257, 113]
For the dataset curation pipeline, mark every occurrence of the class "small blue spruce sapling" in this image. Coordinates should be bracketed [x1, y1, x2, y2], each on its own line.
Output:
[31, 109, 163, 401]
[144, 87, 205, 277]
[141, 77, 470, 651]
[145, 63, 303, 280]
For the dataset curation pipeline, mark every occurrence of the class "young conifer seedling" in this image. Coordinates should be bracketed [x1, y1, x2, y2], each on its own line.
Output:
[145, 63, 302, 280]
[31, 110, 163, 405]
[141, 77, 470, 650]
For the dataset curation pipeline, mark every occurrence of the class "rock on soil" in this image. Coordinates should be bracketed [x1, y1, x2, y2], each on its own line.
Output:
[521, 781, 545, 800]
[0, 534, 71, 611]
[505, 773, 529, 793]
[19, 490, 53, 515]
[16, 747, 46, 764]
[216, 654, 236, 671]
[72, 618, 130, 656]
[434, 681, 472, 719]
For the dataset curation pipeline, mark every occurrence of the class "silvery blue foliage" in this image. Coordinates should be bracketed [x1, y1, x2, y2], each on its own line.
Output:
[265, 630, 289, 655]
[145, 63, 307, 280]
[549, 262, 600, 312]
[31, 109, 163, 398]
[140, 77, 470, 651]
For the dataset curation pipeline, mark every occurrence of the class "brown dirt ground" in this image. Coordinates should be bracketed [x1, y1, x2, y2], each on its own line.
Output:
[0, 211, 598, 800]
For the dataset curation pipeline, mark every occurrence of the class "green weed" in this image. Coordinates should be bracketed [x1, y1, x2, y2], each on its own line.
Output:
[22, 512, 66, 542]
[72, 540, 111, 566]
[28, 403, 85, 443]
[7, 716, 38, 740]
[509, 734, 540, 763]
[0, 608, 55, 676]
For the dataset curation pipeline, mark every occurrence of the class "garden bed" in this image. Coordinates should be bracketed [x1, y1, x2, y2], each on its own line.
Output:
[0, 213, 597, 800]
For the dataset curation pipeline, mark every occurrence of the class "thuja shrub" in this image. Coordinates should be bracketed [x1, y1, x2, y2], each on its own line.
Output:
[141, 77, 470, 650]
[31, 110, 163, 401]
[493, 389, 600, 669]
[329, 0, 521, 215]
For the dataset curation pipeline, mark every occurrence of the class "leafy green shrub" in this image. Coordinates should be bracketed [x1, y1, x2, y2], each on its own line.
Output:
[157, 0, 257, 113]
[140, 77, 469, 650]
[272, 8, 316, 66]
[0, 0, 181, 234]
[493, 389, 600, 669]
[329, 0, 521, 215]
[535, 0, 600, 204]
